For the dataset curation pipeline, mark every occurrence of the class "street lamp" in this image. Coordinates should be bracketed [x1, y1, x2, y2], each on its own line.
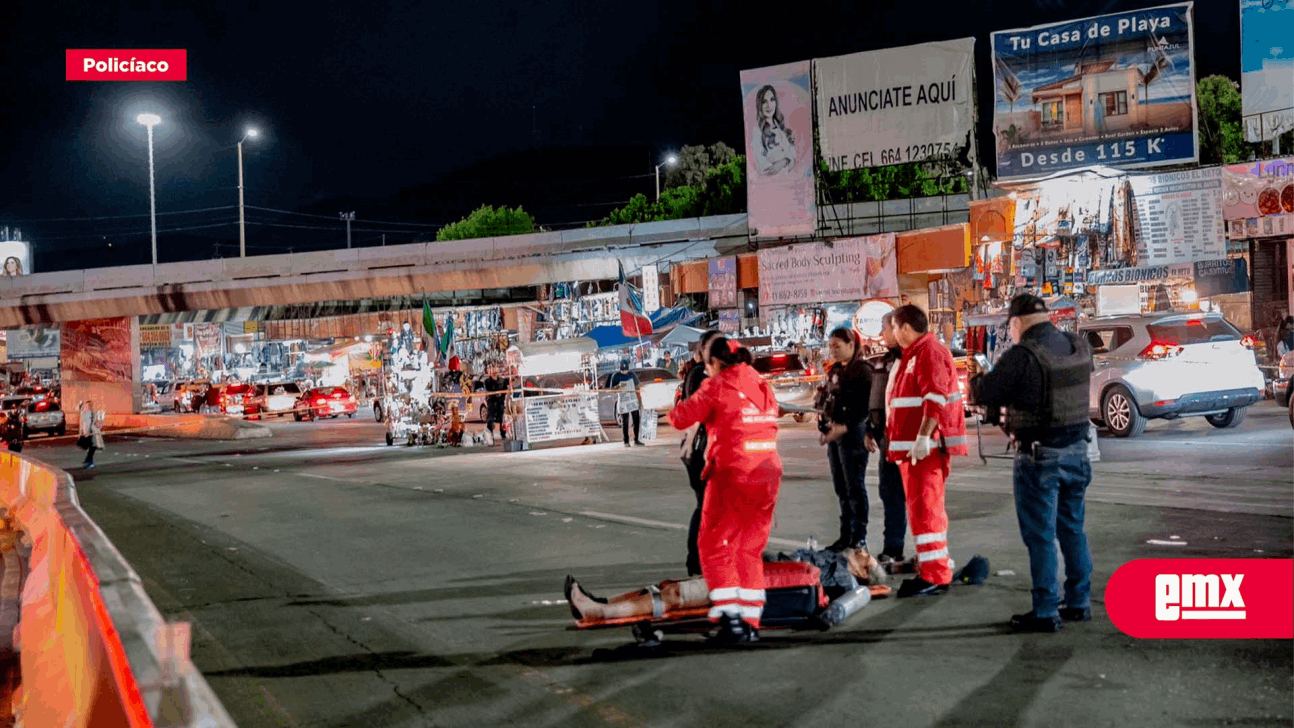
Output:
[137, 113, 162, 265]
[655, 154, 678, 202]
[237, 128, 259, 258]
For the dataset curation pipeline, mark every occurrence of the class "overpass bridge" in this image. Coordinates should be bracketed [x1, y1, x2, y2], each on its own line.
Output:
[0, 215, 748, 328]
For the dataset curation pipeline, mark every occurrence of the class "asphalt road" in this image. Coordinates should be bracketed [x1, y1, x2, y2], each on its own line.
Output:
[21, 404, 1294, 728]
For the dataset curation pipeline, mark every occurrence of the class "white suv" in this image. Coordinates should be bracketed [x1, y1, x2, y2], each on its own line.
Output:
[1080, 312, 1264, 437]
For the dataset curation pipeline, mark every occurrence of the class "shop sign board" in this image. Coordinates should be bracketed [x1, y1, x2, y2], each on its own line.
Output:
[1192, 258, 1250, 297]
[1129, 167, 1225, 265]
[5, 326, 60, 359]
[1288, 240, 1294, 316]
[1240, 0, 1294, 142]
[1088, 262, 1193, 285]
[1222, 156, 1294, 230]
[814, 38, 975, 171]
[641, 263, 660, 314]
[757, 234, 898, 307]
[139, 324, 173, 349]
[717, 309, 741, 333]
[991, 3, 1198, 180]
[853, 300, 895, 338]
[708, 257, 738, 309]
[741, 60, 817, 238]
[522, 393, 602, 444]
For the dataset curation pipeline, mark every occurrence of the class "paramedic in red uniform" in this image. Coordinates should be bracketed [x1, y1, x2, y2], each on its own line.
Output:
[668, 335, 783, 644]
[886, 304, 968, 598]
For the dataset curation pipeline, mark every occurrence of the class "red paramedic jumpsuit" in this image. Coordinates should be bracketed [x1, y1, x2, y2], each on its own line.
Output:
[668, 362, 782, 628]
[886, 332, 968, 586]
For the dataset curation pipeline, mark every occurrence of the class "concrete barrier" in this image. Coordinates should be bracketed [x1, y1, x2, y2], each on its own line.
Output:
[0, 451, 237, 728]
[102, 413, 273, 440]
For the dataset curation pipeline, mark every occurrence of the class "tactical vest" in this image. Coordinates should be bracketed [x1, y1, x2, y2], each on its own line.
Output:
[1006, 329, 1091, 433]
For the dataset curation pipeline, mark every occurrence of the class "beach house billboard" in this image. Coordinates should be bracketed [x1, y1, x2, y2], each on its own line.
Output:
[991, 3, 1198, 180]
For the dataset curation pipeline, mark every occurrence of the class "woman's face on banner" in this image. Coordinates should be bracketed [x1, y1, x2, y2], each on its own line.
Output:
[760, 89, 778, 120]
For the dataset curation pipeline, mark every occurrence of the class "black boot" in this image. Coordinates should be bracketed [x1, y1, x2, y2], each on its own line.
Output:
[707, 615, 758, 645]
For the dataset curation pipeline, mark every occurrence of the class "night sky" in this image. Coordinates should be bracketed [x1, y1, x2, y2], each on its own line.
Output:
[1, 0, 1241, 272]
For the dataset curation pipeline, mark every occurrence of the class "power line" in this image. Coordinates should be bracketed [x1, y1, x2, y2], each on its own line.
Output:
[245, 205, 444, 228]
[243, 218, 430, 235]
[36, 221, 239, 240]
[4, 205, 238, 223]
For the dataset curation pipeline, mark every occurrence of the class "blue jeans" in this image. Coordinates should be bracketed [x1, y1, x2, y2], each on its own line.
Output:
[876, 438, 907, 556]
[1013, 439, 1093, 617]
[827, 427, 869, 547]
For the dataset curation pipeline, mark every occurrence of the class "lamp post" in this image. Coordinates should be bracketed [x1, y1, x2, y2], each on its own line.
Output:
[340, 212, 355, 248]
[137, 113, 162, 265]
[237, 129, 259, 258]
[655, 154, 678, 202]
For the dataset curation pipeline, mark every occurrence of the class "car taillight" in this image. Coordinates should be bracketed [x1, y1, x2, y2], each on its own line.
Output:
[1241, 335, 1256, 349]
[315, 397, 326, 404]
[1138, 341, 1183, 360]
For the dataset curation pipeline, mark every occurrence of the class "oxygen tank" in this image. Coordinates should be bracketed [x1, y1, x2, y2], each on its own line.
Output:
[819, 585, 872, 628]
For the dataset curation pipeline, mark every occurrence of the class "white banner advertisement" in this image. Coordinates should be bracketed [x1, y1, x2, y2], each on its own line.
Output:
[815, 38, 975, 171]
[757, 234, 898, 307]
[1241, 0, 1294, 142]
[1129, 166, 1225, 265]
[641, 263, 659, 314]
[523, 393, 603, 444]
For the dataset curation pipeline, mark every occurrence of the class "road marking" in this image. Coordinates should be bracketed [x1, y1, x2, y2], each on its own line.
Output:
[298, 473, 351, 482]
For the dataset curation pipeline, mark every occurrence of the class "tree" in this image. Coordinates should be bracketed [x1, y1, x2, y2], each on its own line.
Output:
[1197, 75, 1249, 165]
[592, 155, 746, 226]
[664, 142, 738, 190]
[436, 204, 534, 241]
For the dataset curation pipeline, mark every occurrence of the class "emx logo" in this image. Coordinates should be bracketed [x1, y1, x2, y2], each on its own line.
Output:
[1107, 559, 1292, 639]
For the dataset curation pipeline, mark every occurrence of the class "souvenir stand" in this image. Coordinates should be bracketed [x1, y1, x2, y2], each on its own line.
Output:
[508, 337, 607, 451]
[963, 297, 1082, 463]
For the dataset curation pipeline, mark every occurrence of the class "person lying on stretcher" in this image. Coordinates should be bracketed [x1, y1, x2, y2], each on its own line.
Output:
[565, 547, 888, 624]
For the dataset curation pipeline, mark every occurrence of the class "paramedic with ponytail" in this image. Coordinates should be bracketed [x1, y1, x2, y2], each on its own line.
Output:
[886, 304, 968, 598]
[668, 336, 783, 644]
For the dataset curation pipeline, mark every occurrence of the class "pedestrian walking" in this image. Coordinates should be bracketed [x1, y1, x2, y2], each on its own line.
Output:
[609, 358, 644, 448]
[886, 304, 967, 598]
[668, 336, 782, 644]
[968, 294, 1094, 632]
[677, 330, 723, 576]
[78, 400, 105, 469]
[817, 327, 873, 552]
[864, 311, 908, 564]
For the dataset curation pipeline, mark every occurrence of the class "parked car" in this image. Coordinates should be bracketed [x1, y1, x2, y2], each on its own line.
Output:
[20, 398, 66, 437]
[246, 381, 303, 419]
[151, 380, 178, 411]
[751, 352, 816, 420]
[198, 382, 257, 416]
[294, 387, 358, 420]
[1080, 312, 1264, 438]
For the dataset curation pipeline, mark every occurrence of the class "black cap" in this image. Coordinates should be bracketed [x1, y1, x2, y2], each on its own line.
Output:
[1008, 293, 1048, 318]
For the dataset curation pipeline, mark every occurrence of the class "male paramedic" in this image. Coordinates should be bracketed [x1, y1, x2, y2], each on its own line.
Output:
[967, 293, 1094, 633]
[886, 304, 966, 598]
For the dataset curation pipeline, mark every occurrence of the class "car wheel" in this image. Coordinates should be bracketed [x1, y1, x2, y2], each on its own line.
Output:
[374, 403, 384, 423]
[8, 439, 21, 453]
[1288, 393, 1294, 430]
[57, 424, 66, 436]
[1205, 406, 1248, 429]
[293, 411, 303, 421]
[1102, 385, 1147, 438]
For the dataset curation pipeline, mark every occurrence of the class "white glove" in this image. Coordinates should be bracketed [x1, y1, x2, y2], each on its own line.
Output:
[909, 434, 933, 464]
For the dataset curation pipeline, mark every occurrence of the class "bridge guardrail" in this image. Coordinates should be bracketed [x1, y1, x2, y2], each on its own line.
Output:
[0, 451, 236, 728]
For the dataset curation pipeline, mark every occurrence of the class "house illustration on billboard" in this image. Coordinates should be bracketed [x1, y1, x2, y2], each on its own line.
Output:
[996, 41, 1192, 150]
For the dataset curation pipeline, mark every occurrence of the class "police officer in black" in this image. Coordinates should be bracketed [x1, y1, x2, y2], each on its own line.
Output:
[967, 294, 1094, 634]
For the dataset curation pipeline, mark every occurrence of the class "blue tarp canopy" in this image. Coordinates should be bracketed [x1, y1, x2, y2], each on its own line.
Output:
[585, 326, 649, 349]
[585, 308, 703, 350]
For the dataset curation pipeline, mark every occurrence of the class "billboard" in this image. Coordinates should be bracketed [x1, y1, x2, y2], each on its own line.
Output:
[741, 60, 816, 238]
[756, 234, 898, 307]
[62, 318, 133, 383]
[5, 326, 60, 359]
[1241, 0, 1294, 142]
[815, 38, 975, 171]
[0, 239, 32, 276]
[991, 3, 1198, 180]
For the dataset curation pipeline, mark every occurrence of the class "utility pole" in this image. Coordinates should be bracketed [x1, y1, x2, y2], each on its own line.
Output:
[340, 211, 355, 248]
[382, 234, 386, 246]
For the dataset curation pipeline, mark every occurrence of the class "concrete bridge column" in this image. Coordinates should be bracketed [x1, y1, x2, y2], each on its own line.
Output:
[61, 316, 142, 427]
